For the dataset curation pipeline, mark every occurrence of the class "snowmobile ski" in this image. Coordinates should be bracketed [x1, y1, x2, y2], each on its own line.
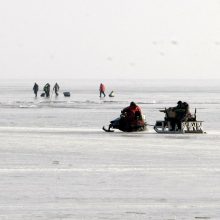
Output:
[102, 126, 114, 132]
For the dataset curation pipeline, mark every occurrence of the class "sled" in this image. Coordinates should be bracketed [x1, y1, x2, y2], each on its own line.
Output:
[154, 120, 204, 134]
[63, 92, 71, 97]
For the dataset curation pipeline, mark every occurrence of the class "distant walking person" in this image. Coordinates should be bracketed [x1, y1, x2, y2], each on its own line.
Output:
[53, 83, 60, 96]
[33, 82, 39, 98]
[99, 83, 106, 98]
[43, 83, 50, 98]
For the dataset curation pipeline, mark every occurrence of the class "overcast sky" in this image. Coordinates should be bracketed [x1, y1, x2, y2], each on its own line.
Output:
[0, 0, 219, 79]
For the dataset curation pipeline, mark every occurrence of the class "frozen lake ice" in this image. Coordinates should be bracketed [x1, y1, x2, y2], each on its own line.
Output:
[0, 79, 220, 219]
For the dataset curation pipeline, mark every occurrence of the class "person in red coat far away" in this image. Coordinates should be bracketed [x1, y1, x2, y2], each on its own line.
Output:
[99, 83, 106, 98]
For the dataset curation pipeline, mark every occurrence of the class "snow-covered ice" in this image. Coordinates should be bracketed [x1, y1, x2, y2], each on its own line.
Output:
[0, 79, 220, 219]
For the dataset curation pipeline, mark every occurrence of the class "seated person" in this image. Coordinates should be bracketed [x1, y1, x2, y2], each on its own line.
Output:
[107, 102, 144, 131]
[182, 102, 194, 121]
[120, 102, 143, 130]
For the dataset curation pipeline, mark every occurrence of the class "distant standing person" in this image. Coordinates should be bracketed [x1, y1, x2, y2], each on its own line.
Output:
[99, 83, 106, 98]
[53, 83, 60, 96]
[33, 82, 39, 98]
[43, 83, 50, 98]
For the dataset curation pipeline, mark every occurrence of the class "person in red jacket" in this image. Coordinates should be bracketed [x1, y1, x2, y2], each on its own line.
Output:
[121, 102, 142, 121]
[99, 83, 106, 97]
[120, 101, 144, 131]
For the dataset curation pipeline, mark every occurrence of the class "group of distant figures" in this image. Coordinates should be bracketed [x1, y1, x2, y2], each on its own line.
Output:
[99, 83, 114, 98]
[33, 82, 114, 99]
[33, 83, 60, 98]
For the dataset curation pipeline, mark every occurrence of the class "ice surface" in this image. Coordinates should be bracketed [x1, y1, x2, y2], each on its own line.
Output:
[0, 79, 220, 219]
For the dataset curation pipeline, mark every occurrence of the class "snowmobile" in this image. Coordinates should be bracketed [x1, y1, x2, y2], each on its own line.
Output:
[103, 113, 147, 132]
[154, 108, 204, 134]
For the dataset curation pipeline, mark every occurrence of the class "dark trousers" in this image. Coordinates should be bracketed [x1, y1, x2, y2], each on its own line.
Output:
[45, 91, 50, 97]
[34, 91, 38, 97]
[100, 91, 106, 97]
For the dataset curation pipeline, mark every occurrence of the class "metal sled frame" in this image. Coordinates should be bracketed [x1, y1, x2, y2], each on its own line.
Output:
[154, 120, 204, 134]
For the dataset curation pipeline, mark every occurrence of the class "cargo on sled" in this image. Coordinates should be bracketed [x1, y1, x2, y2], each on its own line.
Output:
[154, 101, 204, 134]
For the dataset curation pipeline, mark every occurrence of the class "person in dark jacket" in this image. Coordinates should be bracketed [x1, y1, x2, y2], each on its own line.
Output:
[33, 83, 39, 98]
[43, 83, 50, 98]
[53, 83, 60, 96]
[170, 101, 191, 130]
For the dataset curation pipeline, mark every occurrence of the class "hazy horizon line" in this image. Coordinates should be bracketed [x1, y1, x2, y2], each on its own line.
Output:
[1, 77, 220, 81]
